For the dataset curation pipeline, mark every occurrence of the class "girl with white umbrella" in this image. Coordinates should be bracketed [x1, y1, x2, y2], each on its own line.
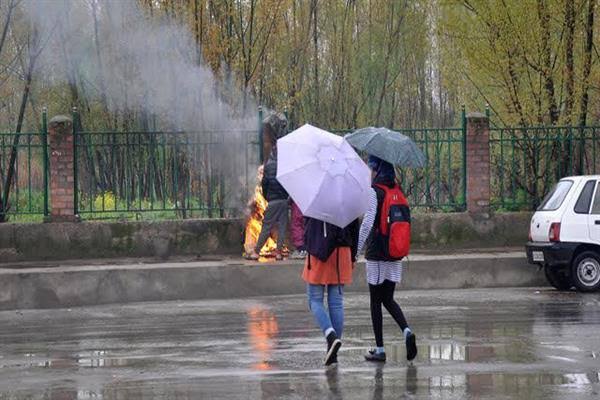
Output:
[277, 124, 371, 366]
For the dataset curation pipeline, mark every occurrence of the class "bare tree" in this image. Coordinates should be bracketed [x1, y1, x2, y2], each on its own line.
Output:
[0, 24, 41, 221]
[0, 0, 16, 57]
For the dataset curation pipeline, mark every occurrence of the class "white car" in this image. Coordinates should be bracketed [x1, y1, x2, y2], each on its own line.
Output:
[526, 175, 600, 292]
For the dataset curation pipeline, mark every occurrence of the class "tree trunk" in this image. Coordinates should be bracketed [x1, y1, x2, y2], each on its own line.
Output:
[194, 0, 201, 65]
[311, 0, 319, 122]
[0, 0, 15, 58]
[563, 0, 575, 124]
[537, 0, 559, 125]
[578, 0, 595, 127]
[91, 0, 109, 117]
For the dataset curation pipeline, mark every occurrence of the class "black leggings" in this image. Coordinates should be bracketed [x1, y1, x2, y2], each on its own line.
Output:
[369, 280, 408, 347]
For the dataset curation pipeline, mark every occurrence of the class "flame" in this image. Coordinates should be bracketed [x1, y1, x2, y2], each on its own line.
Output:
[243, 166, 278, 260]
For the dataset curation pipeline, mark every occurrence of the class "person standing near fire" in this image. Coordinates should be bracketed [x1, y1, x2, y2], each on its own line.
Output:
[289, 202, 307, 259]
[247, 112, 289, 261]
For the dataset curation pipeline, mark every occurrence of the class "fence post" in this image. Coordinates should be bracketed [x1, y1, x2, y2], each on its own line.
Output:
[72, 107, 79, 217]
[461, 105, 467, 209]
[48, 114, 78, 222]
[41, 107, 49, 219]
[466, 112, 491, 215]
[258, 106, 264, 164]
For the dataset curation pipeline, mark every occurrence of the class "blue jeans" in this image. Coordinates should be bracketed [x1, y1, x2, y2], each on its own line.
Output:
[307, 284, 344, 338]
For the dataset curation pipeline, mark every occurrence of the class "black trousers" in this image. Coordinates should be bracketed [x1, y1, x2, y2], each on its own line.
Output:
[369, 279, 408, 347]
[254, 199, 289, 252]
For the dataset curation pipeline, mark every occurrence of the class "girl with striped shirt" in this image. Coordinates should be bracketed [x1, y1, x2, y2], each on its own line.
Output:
[357, 155, 417, 363]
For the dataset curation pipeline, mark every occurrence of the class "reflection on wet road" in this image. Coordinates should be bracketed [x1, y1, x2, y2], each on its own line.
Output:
[0, 287, 599, 399]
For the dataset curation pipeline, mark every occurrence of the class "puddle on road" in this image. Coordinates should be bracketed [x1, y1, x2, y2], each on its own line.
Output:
[342, 339, 536, 366]
[246, 306, 280, 371]
[427, 370, 600, 398]
[2, 291, 599, 399]
[4, 369, 598, 400]
[343, 322, 537, 365]
[1, 351, 129, 370]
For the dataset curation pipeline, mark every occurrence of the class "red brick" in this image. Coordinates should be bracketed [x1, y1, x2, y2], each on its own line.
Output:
[466, 114, 491, 214]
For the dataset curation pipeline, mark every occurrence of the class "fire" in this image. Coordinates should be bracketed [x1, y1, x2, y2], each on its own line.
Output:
[243, 166, 278, 260]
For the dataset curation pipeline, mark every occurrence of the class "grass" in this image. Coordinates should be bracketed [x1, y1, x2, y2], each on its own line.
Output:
[2, 188, 534, 224]
[77, 192, 228, 220]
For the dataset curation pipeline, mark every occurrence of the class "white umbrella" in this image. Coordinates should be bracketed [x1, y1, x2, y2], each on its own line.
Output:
[277, 124, 371, 228]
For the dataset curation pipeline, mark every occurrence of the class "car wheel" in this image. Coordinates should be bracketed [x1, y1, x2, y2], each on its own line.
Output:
[571, 251, 600, 292]
[544, 265, 572, 291]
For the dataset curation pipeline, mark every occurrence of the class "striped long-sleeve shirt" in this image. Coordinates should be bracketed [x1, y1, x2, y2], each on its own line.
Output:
[357, 188, 403, 285]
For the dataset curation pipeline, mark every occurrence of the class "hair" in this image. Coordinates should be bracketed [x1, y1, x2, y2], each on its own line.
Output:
[368, 155, 396, 186]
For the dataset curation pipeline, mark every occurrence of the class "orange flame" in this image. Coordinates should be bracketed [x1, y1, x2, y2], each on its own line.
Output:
[243, 166, 278, 260]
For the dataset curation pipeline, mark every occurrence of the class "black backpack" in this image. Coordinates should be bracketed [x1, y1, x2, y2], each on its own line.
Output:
[303, 217, 359, 262]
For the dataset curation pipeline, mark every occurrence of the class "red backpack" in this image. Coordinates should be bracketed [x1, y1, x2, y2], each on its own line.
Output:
[374, 183, 411, 259]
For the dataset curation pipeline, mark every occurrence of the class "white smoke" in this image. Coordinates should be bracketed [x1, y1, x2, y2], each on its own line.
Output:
[22, 0, 256, 130]
[21, 0, 259, 214]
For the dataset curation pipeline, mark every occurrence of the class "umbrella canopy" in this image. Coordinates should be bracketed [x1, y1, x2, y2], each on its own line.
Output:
[277, 124, 371, 228]
[345, 127, 426, 168]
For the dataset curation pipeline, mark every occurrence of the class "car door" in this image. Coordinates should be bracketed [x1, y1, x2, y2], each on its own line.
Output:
[588, 181, 600, 244]
[564, 179, 596, 242]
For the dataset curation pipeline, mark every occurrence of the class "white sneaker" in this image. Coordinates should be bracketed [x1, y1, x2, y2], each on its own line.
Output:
[290, 250, 306, 259]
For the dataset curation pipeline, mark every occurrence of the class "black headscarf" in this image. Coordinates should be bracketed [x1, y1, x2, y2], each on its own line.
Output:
[367, 155, 396, 186]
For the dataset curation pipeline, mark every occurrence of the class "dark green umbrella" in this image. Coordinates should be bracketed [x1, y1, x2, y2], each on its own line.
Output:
[345, 127, 426, 168]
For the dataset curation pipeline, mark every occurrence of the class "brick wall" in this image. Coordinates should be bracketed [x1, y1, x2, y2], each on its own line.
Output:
[48, 115, 78, 222]
[466, 112, 491, 214]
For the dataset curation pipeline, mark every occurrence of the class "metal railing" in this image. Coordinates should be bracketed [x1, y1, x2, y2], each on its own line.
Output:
[5, 106, 600, 221]
[489, 126, 600, 210]
[73, 111, 260, 220]
[331, 120, 467, 211]
[0, 110, 48, 222]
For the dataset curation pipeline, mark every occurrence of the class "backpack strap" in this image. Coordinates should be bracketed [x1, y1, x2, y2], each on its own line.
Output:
[336, 247, 341, 294]
[374, 183, 392, 235]
[372, 184, 386, 234]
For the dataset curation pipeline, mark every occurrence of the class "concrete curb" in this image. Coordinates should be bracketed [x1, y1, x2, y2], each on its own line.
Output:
[0, 251, 545, 311]
[0, 212, 532, 262]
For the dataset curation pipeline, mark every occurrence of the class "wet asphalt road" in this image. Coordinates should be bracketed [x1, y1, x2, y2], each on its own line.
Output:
[0, 287, 599, 399]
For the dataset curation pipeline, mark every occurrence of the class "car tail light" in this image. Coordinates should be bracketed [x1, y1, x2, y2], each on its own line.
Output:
[528, 226, 532, 242]
[549, 223, 561, 242]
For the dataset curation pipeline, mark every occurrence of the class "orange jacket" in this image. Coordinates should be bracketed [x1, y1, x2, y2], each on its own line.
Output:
[302, 246, 353, 285]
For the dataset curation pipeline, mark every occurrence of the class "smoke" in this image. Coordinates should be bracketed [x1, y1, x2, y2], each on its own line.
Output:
[22, 0, 255, 128]
[21, 0, 259, 214]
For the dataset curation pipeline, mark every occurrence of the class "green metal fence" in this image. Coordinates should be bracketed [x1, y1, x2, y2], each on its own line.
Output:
[332, 121, 467, 211]
[0, 110, 48, 222]
[403, 126, 466, 211]
[73, 110, 260, 220]
[6, 107, 600, 221]
[489, 126, 600, 211]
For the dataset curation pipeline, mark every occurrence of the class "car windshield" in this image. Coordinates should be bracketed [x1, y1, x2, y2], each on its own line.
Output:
[538, 180, 574, 211]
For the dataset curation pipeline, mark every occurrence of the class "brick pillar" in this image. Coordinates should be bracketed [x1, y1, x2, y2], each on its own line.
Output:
[48, 115, 78, 222]
[466, 112, 490, 214]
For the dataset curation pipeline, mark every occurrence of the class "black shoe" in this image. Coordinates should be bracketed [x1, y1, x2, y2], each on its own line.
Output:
[328, 353, 338, 366]
[406, 332, 417, 361]
[364, 349, 386, 362]
[325, 332, 342, 366]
